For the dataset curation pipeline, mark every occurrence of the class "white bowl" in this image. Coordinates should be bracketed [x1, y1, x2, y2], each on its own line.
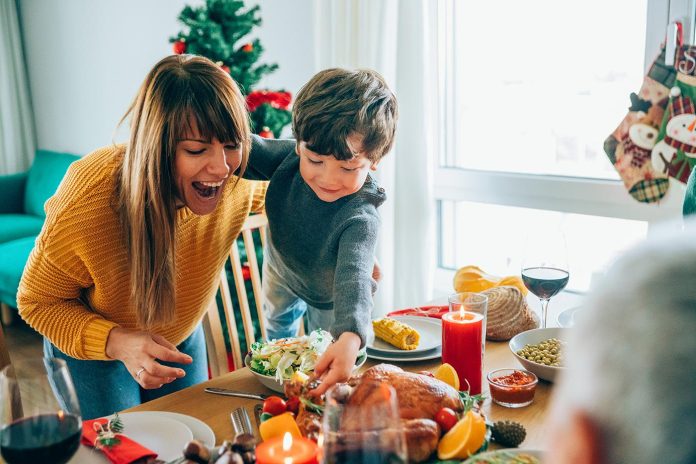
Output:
[245, 350, 368, 393]
[508, 327, 568, 382]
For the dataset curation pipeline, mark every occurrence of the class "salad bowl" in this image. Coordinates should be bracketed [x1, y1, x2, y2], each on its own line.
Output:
[245, 330, 368, 393]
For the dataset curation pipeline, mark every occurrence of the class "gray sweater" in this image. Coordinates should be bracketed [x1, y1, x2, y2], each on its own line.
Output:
[247, 135, 385, 346]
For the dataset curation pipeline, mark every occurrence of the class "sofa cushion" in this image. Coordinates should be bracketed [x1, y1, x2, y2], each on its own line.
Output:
[0, 214, 44, 244]
[0, 236, 36, 308]
[24, 150, 80, 217]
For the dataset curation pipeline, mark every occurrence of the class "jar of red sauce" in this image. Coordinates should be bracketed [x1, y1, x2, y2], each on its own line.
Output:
[486, 368, 538, 408]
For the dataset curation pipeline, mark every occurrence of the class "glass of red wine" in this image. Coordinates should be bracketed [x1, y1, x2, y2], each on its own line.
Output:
[521, 232, 569, 329]
[321, 381, 407, 464]
[0, 358, 82, 464]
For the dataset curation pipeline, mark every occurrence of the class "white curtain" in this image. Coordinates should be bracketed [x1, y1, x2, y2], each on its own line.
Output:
[313, 0, 437, 314]
[0, 0, 35, 174]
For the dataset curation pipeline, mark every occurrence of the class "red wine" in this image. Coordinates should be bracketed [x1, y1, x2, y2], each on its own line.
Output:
[522, 267, 569, 299]
[0, 413, 81, 464]
[324, 449, 406, 464]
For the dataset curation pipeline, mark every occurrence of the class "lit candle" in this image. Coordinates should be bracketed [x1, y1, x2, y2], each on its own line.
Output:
[256, 432, 319, 464]
[441, 310, 485, 395]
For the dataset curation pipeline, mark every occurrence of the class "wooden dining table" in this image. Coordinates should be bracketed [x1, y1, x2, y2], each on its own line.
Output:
[125, 339, 554, 452]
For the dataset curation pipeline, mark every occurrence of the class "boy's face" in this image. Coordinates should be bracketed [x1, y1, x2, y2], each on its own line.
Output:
[296, 133, 378, 202]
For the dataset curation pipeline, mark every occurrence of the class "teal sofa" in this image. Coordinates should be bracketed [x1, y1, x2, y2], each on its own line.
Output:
[0, 150, 80, 310]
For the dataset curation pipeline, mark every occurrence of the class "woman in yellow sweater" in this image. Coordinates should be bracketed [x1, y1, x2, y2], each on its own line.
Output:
[17, 55, 268, 419]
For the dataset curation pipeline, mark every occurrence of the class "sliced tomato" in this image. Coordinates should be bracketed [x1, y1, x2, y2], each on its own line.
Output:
[435, 407, 458, 433]
[262, 396, 287, 416]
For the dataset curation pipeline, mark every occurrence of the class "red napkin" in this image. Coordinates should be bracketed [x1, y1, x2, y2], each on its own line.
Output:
[81, 418, 158, 464]
[387, 305, 449, 319]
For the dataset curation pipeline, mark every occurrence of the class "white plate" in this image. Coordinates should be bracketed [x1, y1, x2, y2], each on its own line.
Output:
[71, 412, 194, 463]
[148, 411, 215, 447]
[366, 346, 442, 362]
[368, 316, 442, 354]
[463, 448, 544, 463]
[557, 305, 582, 328]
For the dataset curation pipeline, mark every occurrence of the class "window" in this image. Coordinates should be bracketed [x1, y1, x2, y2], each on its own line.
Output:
[434, 0, 689, 295]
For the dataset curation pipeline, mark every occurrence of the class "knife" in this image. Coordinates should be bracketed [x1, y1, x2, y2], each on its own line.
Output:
[204, 387, 270, 401]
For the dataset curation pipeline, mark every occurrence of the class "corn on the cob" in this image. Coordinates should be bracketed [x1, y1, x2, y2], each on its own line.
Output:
[372, 317, 420, 350]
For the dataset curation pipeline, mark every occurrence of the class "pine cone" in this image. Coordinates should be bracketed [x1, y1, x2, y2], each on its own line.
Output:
[491, 420, 527, 447]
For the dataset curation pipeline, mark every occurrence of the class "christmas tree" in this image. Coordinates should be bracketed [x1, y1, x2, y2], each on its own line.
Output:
[170, 0, 292, 138]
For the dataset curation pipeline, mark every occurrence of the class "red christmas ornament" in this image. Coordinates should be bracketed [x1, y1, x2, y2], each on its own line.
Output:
[173, 40, 186, 55]
[221, 65, 230, 74]
[242, 43, 254, 53]
[259, 127, 275, 139]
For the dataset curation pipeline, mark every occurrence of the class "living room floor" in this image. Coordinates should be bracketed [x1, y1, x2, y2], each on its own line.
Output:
[4, 317, 52, 413]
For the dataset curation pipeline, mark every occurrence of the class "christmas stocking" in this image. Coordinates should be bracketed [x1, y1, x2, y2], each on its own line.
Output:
[650, 46, 696, 186]
[605, 48, 675, 203]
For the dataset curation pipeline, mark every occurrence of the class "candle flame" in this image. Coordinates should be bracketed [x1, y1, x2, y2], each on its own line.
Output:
[282, 432, 293, 451]
[57, 410, 65, 420]
[284, 459, 293, 464]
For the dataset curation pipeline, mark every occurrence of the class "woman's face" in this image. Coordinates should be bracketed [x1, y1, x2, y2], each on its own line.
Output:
[174, 135, 242, 215]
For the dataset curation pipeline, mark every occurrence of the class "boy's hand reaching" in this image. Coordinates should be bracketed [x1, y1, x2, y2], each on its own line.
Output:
[310, 332, 362, 396]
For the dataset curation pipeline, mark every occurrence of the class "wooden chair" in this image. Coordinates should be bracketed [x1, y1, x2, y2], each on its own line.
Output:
[203, 214, 268, 377]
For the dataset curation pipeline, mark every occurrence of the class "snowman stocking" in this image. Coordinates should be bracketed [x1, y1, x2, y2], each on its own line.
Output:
[605, 48, 675, 203]
[650, 66, 696, 185]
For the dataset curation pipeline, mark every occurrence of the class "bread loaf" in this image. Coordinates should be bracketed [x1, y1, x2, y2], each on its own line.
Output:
[483, 286, 538, 341]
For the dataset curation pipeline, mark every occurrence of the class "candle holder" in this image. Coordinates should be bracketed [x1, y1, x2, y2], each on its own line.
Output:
[442, 292, 488, 395]
[256, 432, 319, 464]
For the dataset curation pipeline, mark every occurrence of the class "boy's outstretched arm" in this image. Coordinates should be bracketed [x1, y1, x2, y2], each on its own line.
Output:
[310, 332, 361, 395]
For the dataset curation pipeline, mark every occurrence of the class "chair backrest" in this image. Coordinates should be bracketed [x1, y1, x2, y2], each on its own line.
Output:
[203, 214, 268, 377]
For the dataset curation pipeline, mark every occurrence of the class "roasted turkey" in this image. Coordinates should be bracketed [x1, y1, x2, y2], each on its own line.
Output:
[284, 363, 465, 463]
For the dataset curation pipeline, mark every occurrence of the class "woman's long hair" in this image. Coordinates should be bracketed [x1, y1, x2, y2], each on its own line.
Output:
[116, 54, 250, 329]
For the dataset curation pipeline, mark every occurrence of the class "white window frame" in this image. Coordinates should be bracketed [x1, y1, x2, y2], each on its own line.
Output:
[433, 0, 694, 292]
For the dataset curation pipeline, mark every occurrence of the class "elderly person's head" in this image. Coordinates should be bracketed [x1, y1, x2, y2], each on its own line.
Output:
[547, 223, 696, 464]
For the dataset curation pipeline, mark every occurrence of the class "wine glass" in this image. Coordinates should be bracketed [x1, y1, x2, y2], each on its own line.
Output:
[0, 358, 82, 464]
[321, 381, 407, 463]
[521, 231, 569, 329]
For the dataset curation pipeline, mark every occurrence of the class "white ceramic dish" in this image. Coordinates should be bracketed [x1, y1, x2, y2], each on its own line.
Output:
[246, 350, 368, 393]
[72, 412, 194, 463]
[368, 316, 442, 354]
[509, 327, 568, 382]
[557, 305, 585, 328]
[150, 411, 215, 447]
[366, 346, 442, 362]
[462, 448, 544, 463]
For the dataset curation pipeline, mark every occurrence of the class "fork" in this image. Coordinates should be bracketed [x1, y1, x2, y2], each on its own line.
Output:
[231, 407, 254, 435]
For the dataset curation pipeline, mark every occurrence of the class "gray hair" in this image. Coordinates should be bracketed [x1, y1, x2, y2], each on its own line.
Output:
[553, 221, 696, 464]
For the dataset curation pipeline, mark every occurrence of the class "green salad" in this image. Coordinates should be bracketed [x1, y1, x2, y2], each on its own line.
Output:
[249, 329, 333, 383]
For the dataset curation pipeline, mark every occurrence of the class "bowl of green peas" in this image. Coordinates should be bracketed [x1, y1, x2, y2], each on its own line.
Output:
[508, 327, 568, 382]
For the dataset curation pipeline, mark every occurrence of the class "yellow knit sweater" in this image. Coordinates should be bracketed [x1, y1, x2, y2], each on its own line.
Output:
[17, 145, 267, 360]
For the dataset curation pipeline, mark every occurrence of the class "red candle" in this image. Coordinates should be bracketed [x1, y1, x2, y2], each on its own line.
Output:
[256, 432, 319, 464]
[441, 311, 485, 395]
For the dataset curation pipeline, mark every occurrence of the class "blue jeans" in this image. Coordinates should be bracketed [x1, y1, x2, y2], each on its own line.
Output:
[262, 259, 335, 340]
[43, 324, 207, 420]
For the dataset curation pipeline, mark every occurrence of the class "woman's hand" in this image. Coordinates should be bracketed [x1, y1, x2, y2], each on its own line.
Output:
[310, 332, 361, 396]
[105, 327, 192, 389]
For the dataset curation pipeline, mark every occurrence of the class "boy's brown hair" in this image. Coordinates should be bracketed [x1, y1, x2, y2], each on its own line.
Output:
[292, 68, 398, 163]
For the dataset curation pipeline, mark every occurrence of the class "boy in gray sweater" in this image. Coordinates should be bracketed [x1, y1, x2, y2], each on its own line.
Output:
[247, 68, 398, 394]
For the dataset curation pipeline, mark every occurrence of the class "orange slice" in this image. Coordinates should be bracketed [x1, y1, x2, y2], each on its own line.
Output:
[437, 410, 487, 460]
[434, 363, 460, 390]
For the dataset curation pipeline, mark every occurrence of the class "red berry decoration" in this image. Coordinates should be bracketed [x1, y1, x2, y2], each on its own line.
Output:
[258, 127, 275, 139]
[242, 42, 253, 52]
[221, 65, 230, 74]
[173, 40, 186, 55]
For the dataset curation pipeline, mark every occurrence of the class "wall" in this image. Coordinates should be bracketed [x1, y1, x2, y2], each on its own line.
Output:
[18, 0, 314, 155]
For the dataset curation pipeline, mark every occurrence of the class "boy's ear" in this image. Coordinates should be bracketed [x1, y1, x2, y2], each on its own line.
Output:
[370, 159, 381, 171]
[295, 142, 301, 156]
